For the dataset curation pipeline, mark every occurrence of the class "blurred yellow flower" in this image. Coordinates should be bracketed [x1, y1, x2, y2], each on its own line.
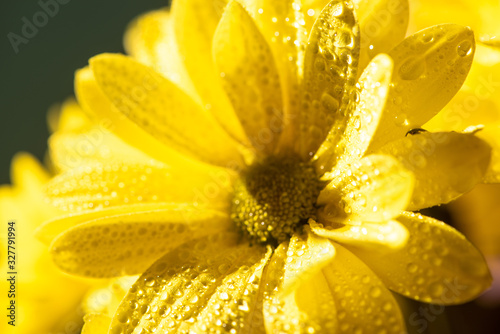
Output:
[33, 0, 497, 333]
[411, 0, 500, 40]
[0, 153, 88, 334]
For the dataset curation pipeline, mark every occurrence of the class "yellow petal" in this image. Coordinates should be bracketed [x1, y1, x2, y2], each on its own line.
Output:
[263, 231, 338, 333]
[45, 160, 234, 212]
[379, 131, 491, 210]
[82, 314, 111, 334]
[124, 9, 197, 97]
[50, 206, 233, 277]
[298, 0, 360, 159]
[281, 229, 336, 293]
[265, 271, 338, 334]
[89, 53, 244, 168]
[311, 219, 409, 250]
[214, 1, 284, 154]
[172, 0, 249, 145]
[318, 154, 414, 223]
[354, 0, 409, 71]
[323, 243, 406, 333]
[477, 124, 500, 182]
[347, 212, 492, 304]
[182, 247, 272, 333]
[49, 125, 150, 172]
[11, 152, 51, 191]
[48, 98, 91, 134]
[424, 43, 500, 133]
[316, 53, 393, 171]
[238, 0, 307, 155]
[368, 24, 476, 151]
[75, 67, 197, 167]
[109, 232, 270, 333]
[37, 203, 185, 244]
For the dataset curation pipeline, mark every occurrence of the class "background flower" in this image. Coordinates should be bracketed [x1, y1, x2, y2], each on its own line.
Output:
[0, 153, 89, 334]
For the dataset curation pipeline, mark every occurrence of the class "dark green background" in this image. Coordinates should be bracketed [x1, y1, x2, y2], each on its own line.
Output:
[0, 0, 168, 184]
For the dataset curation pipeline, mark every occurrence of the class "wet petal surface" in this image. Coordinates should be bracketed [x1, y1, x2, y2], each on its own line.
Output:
[379, 132, 491, 210]
[298, 0, 360, 159]
[214, 1, 284, 154]
[347, 212, 492, 304]
[369, 24, 476, 151]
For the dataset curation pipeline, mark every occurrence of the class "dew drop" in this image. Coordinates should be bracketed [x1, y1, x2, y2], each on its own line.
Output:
[117, 312, 129, 324]
[393, 96, 403, 106]
[314, 57, 326, 71]
[144, 277, 156, 287]
[420, 33, 434, 44]
[407, 263, 418, 274]
[457, 40, 472, 57]
[352, 115, 361, 130]
[398, 57, 425, 80]
[394, 113, 408, 126]
[330, 2, 344, 16]
[335, 31, 352, 47]
[429, 282, 444, 298]
[370, 286, 382, 298]
[320, 93, 339, 111]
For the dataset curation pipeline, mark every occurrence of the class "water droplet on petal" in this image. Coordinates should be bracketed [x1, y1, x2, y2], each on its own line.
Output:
[457, 40, 472, 57]
[399, 57, 426, 80]
[320, 93, 339, 111]
[420, 33, 434, 44]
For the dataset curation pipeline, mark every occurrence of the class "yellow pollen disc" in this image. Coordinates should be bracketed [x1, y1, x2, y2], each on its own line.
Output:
[231, 158, 322, 245]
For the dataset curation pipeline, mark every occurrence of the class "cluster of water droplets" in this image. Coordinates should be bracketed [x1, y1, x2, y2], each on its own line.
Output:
[299, 0, 360, 157]
[110, 233, 269, 334]
[231, 157, 322, 244]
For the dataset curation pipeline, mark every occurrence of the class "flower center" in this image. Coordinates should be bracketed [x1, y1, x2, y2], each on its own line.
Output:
[231, 157, 322, 245]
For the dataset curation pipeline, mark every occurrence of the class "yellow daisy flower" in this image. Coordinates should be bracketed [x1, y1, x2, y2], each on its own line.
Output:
[38, 0, 495, 332]
[410, 0, 500, 40]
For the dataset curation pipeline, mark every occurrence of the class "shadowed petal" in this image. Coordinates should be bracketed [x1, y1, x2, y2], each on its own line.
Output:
[346, 212, 492, 304]
[379, 132, 491, 210]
